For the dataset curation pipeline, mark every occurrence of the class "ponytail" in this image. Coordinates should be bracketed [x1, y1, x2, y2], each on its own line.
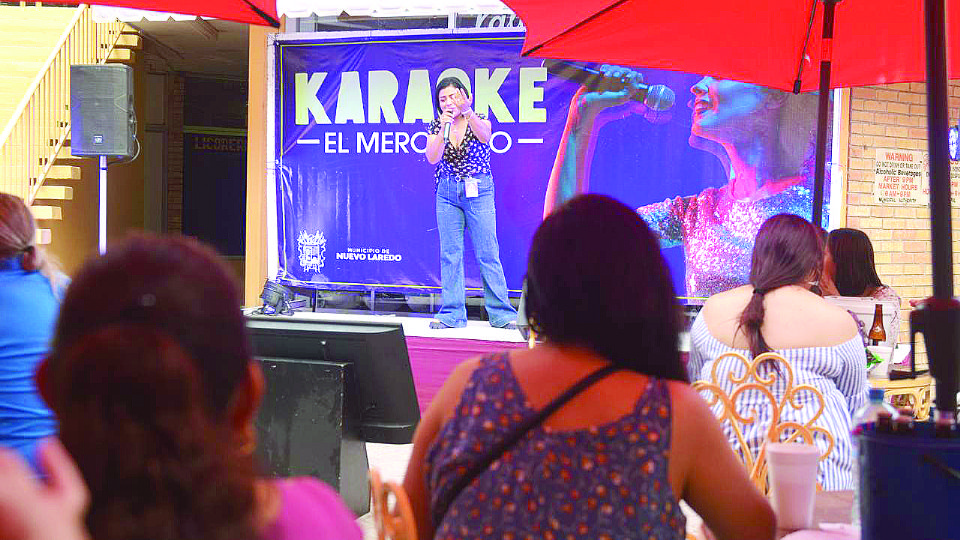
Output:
[48, 323, 260, 540]
[738, 214, 824, 360]
[739, 288, 772, 360]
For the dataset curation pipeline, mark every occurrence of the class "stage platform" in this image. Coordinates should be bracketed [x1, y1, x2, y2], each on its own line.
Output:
[244, 309, 527, 414]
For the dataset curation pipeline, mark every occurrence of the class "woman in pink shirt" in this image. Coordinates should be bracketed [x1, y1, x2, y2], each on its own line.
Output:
[36, 235, 361, 540]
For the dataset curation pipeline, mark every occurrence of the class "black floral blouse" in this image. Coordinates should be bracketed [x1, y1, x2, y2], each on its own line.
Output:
[427, 114, 492, 188]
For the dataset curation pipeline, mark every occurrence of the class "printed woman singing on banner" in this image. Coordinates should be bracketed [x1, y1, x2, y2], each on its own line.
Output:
[424, 77, 517, 329]
[544, 66, 826, 299]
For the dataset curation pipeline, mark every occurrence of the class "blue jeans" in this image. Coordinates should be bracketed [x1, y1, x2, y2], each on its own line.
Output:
[435, 174, 517, 327]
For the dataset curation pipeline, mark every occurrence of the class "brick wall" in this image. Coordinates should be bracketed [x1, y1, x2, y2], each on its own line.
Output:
[844, 80, 960, 367]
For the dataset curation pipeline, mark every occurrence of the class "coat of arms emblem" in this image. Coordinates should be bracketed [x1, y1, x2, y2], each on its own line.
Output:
[297, 230, 326, 272]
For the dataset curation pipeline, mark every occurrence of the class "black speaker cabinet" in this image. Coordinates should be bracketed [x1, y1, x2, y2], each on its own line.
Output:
[70, 64, 136, 158]
[254, 358, 370, 516]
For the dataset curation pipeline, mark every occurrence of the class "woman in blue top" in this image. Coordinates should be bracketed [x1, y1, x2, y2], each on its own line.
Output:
[0, 193, 60, 470]
[424, 77, 517, 329]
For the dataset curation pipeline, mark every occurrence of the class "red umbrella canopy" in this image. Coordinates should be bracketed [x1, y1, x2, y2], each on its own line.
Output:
[504, 0, 960, 92]
[43, 0, 279, 26]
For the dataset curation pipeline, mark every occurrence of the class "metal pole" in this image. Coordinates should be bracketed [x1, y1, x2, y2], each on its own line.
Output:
[926, 0, 952, 300]
[811, 0, 837, 228]
[99, 155, 107, 254]
[920, 0, 959, 416]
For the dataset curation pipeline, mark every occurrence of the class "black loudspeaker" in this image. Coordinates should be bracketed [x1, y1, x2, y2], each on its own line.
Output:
[254, 358, 370, 516]
[70, 64, 135, 158]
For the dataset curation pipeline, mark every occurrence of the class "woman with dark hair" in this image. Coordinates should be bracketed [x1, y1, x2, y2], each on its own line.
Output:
[821, 227, 901, 344]
[424, 76, 517, 329]
[0, 193, 61, 472]
[821, 228, 900, 303]
[404, 194, 774, 540]
[687, 214, 868, 490]
[36, 235, 360, 540]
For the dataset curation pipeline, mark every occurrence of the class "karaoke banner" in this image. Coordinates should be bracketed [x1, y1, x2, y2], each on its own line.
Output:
[274, 31, 830, 299]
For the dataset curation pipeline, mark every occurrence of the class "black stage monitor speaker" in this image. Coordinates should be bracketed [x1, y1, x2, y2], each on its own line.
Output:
[70, 64, 135, 158]
[245, 314, 421, 515]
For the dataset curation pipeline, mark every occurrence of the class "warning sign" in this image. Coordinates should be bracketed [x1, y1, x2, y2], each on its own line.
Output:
[874, 149, 926, 205]
[917, 156, 960, 205]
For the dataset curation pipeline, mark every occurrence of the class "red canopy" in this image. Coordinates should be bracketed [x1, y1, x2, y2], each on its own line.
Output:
[504, 0, 960, 92]
[44, 0, 279, 27]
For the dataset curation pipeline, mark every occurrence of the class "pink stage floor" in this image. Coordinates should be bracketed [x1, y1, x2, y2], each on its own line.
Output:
[406, 335, 527, 414]
[250, 310, 529, 415]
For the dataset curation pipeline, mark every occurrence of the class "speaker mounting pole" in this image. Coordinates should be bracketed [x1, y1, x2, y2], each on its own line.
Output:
[99, 155, 107, 254]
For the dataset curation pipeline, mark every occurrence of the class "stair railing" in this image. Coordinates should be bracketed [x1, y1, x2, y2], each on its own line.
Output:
[0, 3, 125, 203]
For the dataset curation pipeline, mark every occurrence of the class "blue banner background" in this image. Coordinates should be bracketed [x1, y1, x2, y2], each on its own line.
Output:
[274, 31, 826, 297]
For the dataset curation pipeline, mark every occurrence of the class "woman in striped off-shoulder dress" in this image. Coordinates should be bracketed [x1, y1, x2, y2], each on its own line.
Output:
[687, 214, 868, 490]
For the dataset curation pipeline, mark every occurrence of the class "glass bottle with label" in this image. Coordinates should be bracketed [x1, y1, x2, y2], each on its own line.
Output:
[868, 303, 886, 346]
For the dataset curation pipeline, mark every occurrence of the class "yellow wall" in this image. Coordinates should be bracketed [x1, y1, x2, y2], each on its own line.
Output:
[244, 22, 279, 307]
[0, 5, 77, 129]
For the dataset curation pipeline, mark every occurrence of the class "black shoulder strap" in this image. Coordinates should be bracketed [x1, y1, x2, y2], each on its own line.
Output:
[433, 363, 623, 524]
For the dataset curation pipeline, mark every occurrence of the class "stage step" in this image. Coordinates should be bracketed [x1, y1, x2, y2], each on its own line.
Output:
[45, 165, 80, 181]
[113, 33, 142, 49]
[106, 48, 135, 63]
[30, 205, 61, 221]
[35, 228, 51, 245]
[34, 185, 72, 200]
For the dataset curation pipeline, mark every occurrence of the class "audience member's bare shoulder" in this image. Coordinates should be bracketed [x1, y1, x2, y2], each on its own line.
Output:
[699, 286, 750, 339]
[700, 286, 752, 324]
[774, 287, 859, 343]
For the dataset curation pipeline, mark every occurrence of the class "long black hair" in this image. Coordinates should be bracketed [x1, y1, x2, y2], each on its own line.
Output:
[434, 76, 469, 113]
[739, 214, 823, 359]
[827, 228, 884, 297]
[525, 194, 687, 382]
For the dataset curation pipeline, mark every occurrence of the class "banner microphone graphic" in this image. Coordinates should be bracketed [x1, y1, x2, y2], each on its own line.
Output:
[543, 59, 675, 111]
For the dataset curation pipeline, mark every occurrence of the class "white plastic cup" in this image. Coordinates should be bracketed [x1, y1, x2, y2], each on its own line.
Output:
[766, 442, 820, 530]
[866, 345, 893, 378]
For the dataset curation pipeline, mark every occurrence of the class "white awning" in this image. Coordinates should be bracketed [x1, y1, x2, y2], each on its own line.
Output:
[279, 0, 513, 17]
[92, 6, 203, 22]
[92, 1, 513, 22]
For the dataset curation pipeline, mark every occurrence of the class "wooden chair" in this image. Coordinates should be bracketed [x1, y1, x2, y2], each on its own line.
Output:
[369, 468, 418, 540]
[692, 352, 835, 494]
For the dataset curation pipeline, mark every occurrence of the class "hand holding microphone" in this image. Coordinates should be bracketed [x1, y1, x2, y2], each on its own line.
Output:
[440, 108, 456, 143]
[544, 60, 675, 121]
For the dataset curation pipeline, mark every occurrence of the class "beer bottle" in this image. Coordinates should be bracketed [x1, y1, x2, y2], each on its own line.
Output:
[868, 303, 886, 346]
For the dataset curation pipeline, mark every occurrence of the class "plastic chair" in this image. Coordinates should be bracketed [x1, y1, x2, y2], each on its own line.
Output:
[370, 468, 418, 540]
[692, 351, 835, 494]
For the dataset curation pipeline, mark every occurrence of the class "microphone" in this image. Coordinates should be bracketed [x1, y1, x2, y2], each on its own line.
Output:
[443, 121, 451, 143]
[543, 59, 675, 111]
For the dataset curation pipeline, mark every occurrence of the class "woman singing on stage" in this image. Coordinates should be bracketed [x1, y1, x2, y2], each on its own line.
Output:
[424, 77, 517, 329]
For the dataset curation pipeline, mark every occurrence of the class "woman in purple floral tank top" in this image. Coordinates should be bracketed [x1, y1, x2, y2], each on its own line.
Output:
[404, 194, 775, 540]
